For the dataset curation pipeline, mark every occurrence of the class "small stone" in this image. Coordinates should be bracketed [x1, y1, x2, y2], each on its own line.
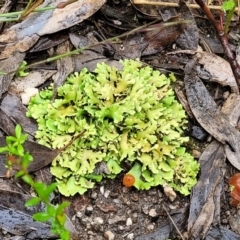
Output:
[163, 183, 177, 202]
[147, 224, 155, 230]
[149, 209, 158, 217]
[85, 205, 93, 216]
[132, 213, 138, 218]
[76, 211, 83, 218]
[104, 190, 111, 198]
[223, 91, 230, 99]
[192, 149, 201, 159]
[104, 230, 115, 240]
[100, 186, 105, 195]
[91, 191, 98, 199]
[87, 230, 96, 236]
[126, 217, 133, 226]
[21, 88, 38, 105]
[142, 204, 149, 215]
[118, 225, 124, 231]
[168, 204, 177, 210]
[131, 194, 139, 201]
[127, 233, 134, 239]
[93, 217, 104, 224]
[108, 215, 126, 224]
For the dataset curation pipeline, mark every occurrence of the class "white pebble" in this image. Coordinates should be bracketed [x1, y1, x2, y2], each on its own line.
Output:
[163, 183, 177, 202]
[104, 230, 115, 240]
[147, 224, 155, 230]
[149, 209, 158, 217]
[93, 217, 104, 224]
[21, 88, 38, 105]
[100, 186, 105, 195]
[126, 217, 133, 226]
[104, 190, 111, 198]
[76, 211, 83, 218]
[127, 233, 134, 239]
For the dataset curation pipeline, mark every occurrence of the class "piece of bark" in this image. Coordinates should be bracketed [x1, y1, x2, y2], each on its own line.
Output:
[188, 141, 225, 239]
[0, 204, 55, 238]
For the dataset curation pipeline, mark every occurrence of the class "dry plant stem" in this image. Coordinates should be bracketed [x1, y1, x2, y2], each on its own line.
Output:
[195, 0, 240, 89]
[162, 205, 185, 240]
[20, 0, 44, 20]
[1, 19, 190, 76]
[132, 0, 239, 11]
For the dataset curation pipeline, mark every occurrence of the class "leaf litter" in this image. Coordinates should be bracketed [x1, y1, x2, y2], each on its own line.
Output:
[0, 0, 240, 239]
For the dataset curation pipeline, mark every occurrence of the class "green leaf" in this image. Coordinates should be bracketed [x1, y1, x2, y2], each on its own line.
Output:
[6, 136, 17, 144]
[32, 212, 51, 222]
[22, 175, 34, 186]
[33, 182, 46, 197]
[222, 0, 235, 11]
[56, 202, 70, 216]
[25, 197, 41, 207]
[0, 147, 8, 153]
[46, 204, 56, 217]
[44, 183, 57, 197]
[15, 124, 22, 139]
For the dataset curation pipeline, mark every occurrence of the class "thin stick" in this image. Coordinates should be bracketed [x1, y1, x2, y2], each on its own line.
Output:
[132, 0, 239, 11]
[162, 205, 185, 240]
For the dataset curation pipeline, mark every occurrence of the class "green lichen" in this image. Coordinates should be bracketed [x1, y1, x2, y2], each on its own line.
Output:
[27, 59, 199, 196]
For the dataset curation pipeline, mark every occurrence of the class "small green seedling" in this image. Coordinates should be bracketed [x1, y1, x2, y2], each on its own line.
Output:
[15, 61, 29, 77]
[0, 125, 70, 240]
[222, 0, 238, 33]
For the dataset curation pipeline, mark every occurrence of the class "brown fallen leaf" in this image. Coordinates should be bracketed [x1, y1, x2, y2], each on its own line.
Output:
[187, 141, 224, 239]
[0, 137, 59, 177]
[9, 70, 57, 94]
[196, 51, 239, 93]
[52, 40, 75, 99]
[186, 62, 240, 238]
[0, 93, 37, 137]
[184, 60, 240, 170]
[158, 0, 199, 50]
[0, 0, 106, 99]
[113, 17, 183, 59]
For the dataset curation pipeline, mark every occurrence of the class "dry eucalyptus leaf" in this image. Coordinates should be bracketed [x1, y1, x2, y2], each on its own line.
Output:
[175, 0, 199, 50]
[184, 63, 240, 170]
[188, 141, 225, 239]
[0, 52, 25, 99]
[188, 94, 240, 238]
[52, 40, 75, 98]
[9, 70, 56, 94]
[0, 0, 106, 59]
[0, 0, 106, 99]
[0, 137, 59, 177]
[0, 93, 37, 136]
[196, 51, 239, 93]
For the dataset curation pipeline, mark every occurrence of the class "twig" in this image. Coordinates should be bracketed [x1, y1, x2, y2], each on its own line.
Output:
[132, 0, 239, 11]
[162, 205, 185, 240]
